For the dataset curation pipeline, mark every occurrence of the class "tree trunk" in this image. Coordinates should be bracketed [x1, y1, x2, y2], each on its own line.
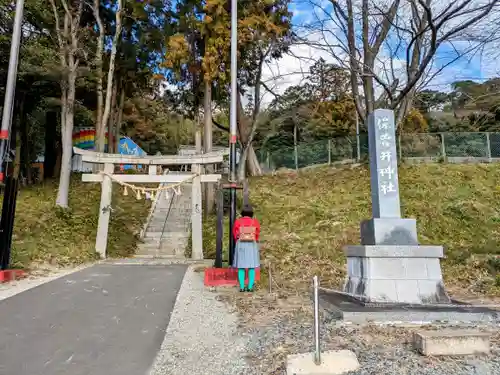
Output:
[93, 0, 105, 151]
[44, 111, 58, 179]
[195, 110, 202, 153]
[115, 85, 125, 151]
[237, 144, 261, 181]
[108, 81, 118, 153]
[98, 0, 122, 153]
[236, 92, 262, 179]
[203, 80, 214, 215]
[56, 66, 77, 208]
[20, 96, 32, 184]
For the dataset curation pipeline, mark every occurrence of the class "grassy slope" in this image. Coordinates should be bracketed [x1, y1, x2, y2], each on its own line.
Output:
[203, 163, 500, 296]
[10, 176, 150, 269]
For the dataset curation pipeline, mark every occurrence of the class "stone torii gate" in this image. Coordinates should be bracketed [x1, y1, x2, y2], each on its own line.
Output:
[73, 147, 223, 260]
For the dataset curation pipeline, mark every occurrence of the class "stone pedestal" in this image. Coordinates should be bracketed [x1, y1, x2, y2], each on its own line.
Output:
[360, 218, 418, 245]
[343, 245, 450, 304]
[340, 109, 452, 307]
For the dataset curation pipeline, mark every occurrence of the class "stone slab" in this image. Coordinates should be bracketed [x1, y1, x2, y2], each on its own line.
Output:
[344, 245, 444, 258]
[286, 350, 360, 375]
[360, 218, 418, 245]
[413, 329, 491, 356]
[319, 290, 499, 324]
[345, 256, 444, 280]
[367, 109, 401, 218]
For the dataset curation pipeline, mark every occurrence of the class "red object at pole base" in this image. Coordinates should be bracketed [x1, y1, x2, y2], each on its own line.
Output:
[0, 269, 25, 283]
[204, 267, 260, 287]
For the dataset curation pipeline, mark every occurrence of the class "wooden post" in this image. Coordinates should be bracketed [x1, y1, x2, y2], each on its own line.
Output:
[191, 163, 203, 260]
[148, 165, 156, 175]
[95, 163, 114, 258]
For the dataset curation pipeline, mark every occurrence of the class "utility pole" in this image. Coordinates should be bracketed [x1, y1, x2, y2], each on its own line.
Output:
[0, 0, 25, 270]
[228, 0, 238, 267]
[0, 0, 24, 180]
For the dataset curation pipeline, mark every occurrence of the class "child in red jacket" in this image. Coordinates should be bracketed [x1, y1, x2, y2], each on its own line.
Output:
[232, 204, 260, 292]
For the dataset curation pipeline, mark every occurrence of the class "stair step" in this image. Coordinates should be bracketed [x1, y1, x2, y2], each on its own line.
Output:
[138, 182, 192, 259]
[137, 243, 186, 250]
[135, 252, 184, 258]
[134, 254, 186, 260]
[146, 228, 188, 234]
[136, 247, 185, 257]
[140, 237, 189, 245]
[144, 232, 189, 239]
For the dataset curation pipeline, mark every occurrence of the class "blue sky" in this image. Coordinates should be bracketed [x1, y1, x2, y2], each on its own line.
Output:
[162, 0, 498, 104]
[262, 0, 498, 99]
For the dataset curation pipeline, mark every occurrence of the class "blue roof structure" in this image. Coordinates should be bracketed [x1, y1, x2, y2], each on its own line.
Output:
[118, 137, 147, 169]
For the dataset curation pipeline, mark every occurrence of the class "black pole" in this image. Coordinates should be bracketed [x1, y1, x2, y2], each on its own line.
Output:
[0, 175, 18, 270]
[228, 143, 237, 268]
[0, 0, 24, 183]
[215, 187, 223, 268]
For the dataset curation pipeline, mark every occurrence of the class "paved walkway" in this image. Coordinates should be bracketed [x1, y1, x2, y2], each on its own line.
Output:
[0, 264, 187, 375]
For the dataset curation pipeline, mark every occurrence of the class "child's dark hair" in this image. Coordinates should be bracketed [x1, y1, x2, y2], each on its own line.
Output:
[241, 204, 254, 218]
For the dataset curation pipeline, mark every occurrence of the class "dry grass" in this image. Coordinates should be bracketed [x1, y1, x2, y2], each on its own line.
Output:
[9, 175, 150, 269]
[203, 163, 500, 298]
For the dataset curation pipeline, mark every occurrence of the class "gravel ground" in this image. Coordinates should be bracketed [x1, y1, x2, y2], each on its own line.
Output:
[148, 267, 253, 375]
[148, 271, 499, 375]
[223, 291, 500, 375]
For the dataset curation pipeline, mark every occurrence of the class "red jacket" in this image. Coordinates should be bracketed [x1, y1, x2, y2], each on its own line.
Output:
[233, 216, 261, 241]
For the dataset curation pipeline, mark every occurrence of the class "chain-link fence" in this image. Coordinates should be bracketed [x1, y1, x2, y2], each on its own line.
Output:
[258, 132, 500, 171]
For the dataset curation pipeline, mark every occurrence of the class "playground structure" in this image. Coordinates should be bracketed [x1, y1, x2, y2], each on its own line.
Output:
[72, 127, 147, 172]
[74, 147, 223, 259]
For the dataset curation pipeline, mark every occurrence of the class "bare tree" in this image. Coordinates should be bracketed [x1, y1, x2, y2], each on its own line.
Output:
[96, 0, 123, 153]
[236, 43, 275, 180]
[303, 0, 499, 126]
[49, 0, 84, 208]
[90, 0, 105, 151]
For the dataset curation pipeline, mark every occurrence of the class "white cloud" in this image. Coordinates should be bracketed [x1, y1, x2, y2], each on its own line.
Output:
[259, 0, 500, 106]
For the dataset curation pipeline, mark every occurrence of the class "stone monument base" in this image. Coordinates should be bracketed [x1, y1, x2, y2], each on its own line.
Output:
[360, 218, 418, 245]
[343, 245, 450, 304]
[319, 289, 499, 324]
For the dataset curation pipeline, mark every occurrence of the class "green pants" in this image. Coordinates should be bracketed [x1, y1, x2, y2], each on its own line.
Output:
[237, 268, 255, 290]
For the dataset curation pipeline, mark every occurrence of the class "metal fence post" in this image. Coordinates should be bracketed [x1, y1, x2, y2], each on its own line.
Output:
[440, 133, 446, 159]
[486, 132, 492, 161]
[356, 134, 361, 161]
[294, 144, 299, 171]
[398, 133, 402, 160]
[313, 275, 321, 365]
[327, 139, 332, 164]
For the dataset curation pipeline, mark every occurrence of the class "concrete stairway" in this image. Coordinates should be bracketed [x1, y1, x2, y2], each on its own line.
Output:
[136, 184, 192, 258]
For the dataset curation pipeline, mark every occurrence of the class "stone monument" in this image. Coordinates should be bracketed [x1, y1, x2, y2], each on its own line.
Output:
[343, 109, 451, 304]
